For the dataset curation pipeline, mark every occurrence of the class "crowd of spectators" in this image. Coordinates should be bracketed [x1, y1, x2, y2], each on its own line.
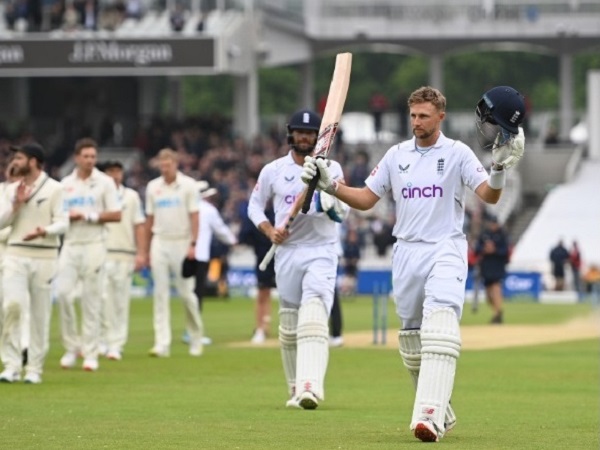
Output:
[0, 115, 399, 266]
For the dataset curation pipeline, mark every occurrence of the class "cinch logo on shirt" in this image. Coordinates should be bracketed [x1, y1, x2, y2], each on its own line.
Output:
[66, 196, 96, 208]
[401, 184, 443, 199]
[156, 197, 182, 208]
[284, 192, 318, 205]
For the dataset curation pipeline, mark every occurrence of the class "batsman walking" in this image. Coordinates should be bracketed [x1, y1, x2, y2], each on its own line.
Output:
[248, 109, 348, 410]
[301, 86, 526, 441]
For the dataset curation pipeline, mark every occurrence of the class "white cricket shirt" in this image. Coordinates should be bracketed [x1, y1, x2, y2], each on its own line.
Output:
[248, 151, 345, 246]
[106, 185, 145, 256]
[194, 200, 237, 262]
[366, 133, 488, 243]
[62, 167, 121, 244]
[145, 171, 199, 239]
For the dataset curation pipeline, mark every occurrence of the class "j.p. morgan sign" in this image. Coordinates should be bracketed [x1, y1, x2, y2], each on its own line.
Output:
[0, 38, 216, 75]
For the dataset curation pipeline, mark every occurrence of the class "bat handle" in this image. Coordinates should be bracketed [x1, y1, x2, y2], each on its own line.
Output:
[301, 168, 320, 214]
[259, 244, 277, 271]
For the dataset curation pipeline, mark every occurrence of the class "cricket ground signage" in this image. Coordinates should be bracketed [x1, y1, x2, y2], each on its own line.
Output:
[0, 38, 216, 76]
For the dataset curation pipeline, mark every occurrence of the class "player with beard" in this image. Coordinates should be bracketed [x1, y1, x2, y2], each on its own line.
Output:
[248, 109, 349, 409]
[0, 143, 68, 384]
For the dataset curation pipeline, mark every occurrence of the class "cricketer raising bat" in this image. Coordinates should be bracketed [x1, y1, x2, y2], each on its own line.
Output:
[258, 52, 352, 271]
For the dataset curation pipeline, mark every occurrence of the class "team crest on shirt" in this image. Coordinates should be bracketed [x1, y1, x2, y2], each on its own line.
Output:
[437, 158, 445, 175]
[398, 164, 410, 174]
[370, 165, 379, 177]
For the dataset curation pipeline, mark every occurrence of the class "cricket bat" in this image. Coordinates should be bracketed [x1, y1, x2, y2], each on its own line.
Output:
[259, 52, 352, 271]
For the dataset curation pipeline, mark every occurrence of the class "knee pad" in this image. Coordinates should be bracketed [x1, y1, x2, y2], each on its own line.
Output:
[399, 329, 421, 388]
[278, 308, 298, 348]
[421, 308, 461, 359]
[297, 298, 328, 342]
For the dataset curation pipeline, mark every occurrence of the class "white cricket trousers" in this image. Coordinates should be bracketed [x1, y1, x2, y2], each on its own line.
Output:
[1, 255, 57, 375]
[150, 237, 203, 349]
[0, 254, 30, 352]
[102, 256, 135, 353]
[56, 241, 106, 360]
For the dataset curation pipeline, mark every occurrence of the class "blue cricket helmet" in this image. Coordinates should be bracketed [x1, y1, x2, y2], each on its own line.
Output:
[476, 86, 526, 134]
[287, 109, 322, 132]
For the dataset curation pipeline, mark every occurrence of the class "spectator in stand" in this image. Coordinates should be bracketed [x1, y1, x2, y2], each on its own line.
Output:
[396, 90, 409, 139]
[369, 92, 389, 141]
[475, 216, 510, 324]
[340, 227, 360, 296]
[549, 239, 570, 291]
[348, 149, 370, 188]
[170, 2, 186, 32]
[569, 241, 583, 300]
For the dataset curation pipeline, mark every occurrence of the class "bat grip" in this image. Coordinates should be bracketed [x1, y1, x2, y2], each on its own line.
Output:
[301, 166, 320, 214]
[259, 244, 277, 271]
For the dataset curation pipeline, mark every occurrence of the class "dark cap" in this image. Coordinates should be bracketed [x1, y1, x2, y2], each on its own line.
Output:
[10, 143, 45, 164]
[101, 160, 124, 171]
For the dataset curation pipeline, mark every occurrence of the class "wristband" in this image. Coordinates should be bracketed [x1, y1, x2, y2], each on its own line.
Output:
[86, 212, 100, 223]
[324, 180, 339, 195]
[488, 168, 506, 190]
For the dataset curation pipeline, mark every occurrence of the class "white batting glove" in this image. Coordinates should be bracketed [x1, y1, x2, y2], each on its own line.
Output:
[301, 156, 338, 194]
[316, 191, 349, 223]
[492, 127, 525, 169]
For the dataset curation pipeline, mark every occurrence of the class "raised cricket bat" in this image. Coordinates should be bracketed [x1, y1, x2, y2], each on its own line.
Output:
[259, 52, 352, 271]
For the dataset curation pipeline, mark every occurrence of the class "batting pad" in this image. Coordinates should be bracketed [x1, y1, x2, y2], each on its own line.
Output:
[295, 298, 329, 400]
[399, 329, 457, 431]
[278, 308, 298, 396]
[410, 308, 461, 438]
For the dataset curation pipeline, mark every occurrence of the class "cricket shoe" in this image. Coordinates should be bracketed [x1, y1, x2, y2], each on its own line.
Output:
[298, 391, 319, 410]
[106, 350, 122, 361]
[413, 419, 440, 443]
[189, 343, 203, 357]
[83, 358, 99, 372]
[149, 346, 170, 357]
[0, 369, 21, 383]
[329, 336, 344, 348]
[250, 329, 266, 345]
[60, 351, 78, 369]
[285, 396, 301, 409]
[24, 372, 42, 384]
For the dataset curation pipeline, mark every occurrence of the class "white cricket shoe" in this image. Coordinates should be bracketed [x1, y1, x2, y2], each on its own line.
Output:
[149, 346, 170, 357]
[250, 329, 266, 345]
[285, 396, 301, 409]
[24, 372, 42, 384]
[60, 351, 78, 369]
[82, 358, 99, 372]
[0, 369, 21, 383]
[413, 419, 440, 443]
[298, 391, 319, 410]
[201, 336, 212, 345]
[98, 343, 109, 356]
[106, 350, 122, 361]
[189, 343, 204, 357]
[329, 336, 344, 348]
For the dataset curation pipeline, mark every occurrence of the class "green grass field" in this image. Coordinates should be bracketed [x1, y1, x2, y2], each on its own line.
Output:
[1, 297, 598, 449]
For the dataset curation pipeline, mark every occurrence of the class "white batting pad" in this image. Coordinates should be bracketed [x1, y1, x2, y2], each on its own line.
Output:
[399, 329, 457, 431]
[399, 329, 421, 389]
[278, 308, 298, 396]
[410, 308, 461, 438]
[295, 298, 329, 400]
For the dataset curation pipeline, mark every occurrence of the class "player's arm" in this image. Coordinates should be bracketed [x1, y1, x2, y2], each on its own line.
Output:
[302, 158, 379, 211]
[96, 180, 122, 223]
[248, 167, 284, 243]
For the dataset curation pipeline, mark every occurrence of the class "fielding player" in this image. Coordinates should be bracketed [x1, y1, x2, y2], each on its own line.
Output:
[100, 161, 146, 361]
[0, 144, 68, 383]
[57, 138, 122, 372]
[248, 109, 349, 409]
[145, 149, 204, 358]
[301, 86, 526, 441]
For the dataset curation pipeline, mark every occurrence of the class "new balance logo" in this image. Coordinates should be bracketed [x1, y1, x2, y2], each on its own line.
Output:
[457, 277, 464, 282]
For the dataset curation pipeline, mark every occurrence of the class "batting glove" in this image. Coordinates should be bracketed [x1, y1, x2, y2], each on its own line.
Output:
[492, 127, 525, 169]
[315, 191, 348, 223]
[301, 156, 339, 194]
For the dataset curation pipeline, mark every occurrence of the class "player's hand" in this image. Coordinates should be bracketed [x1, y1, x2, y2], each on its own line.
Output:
[69, 210, 85, 221]
[492, 127, 525, 169]
[13, 181, 29, 207]
[268, 227, 289, 245]
[316, 192, 347, 223]
[301, 156, 338, 194]
[134, 253, 146, 271]
[22, 227, 46, 241]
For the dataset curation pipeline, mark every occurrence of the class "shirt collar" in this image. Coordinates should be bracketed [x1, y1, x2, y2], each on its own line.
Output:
[161, 171, 182, 187]
[410, 131, 450, 151]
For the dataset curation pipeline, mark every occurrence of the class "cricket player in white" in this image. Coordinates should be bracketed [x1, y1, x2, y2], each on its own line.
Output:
[145, 149, 204, 357]
[248, 109, 348, 410]
[302, 86, 526, 441]
[57, 138, 122, 372]
[100, 161, 146, 361]
[0, 144, 68, 384]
